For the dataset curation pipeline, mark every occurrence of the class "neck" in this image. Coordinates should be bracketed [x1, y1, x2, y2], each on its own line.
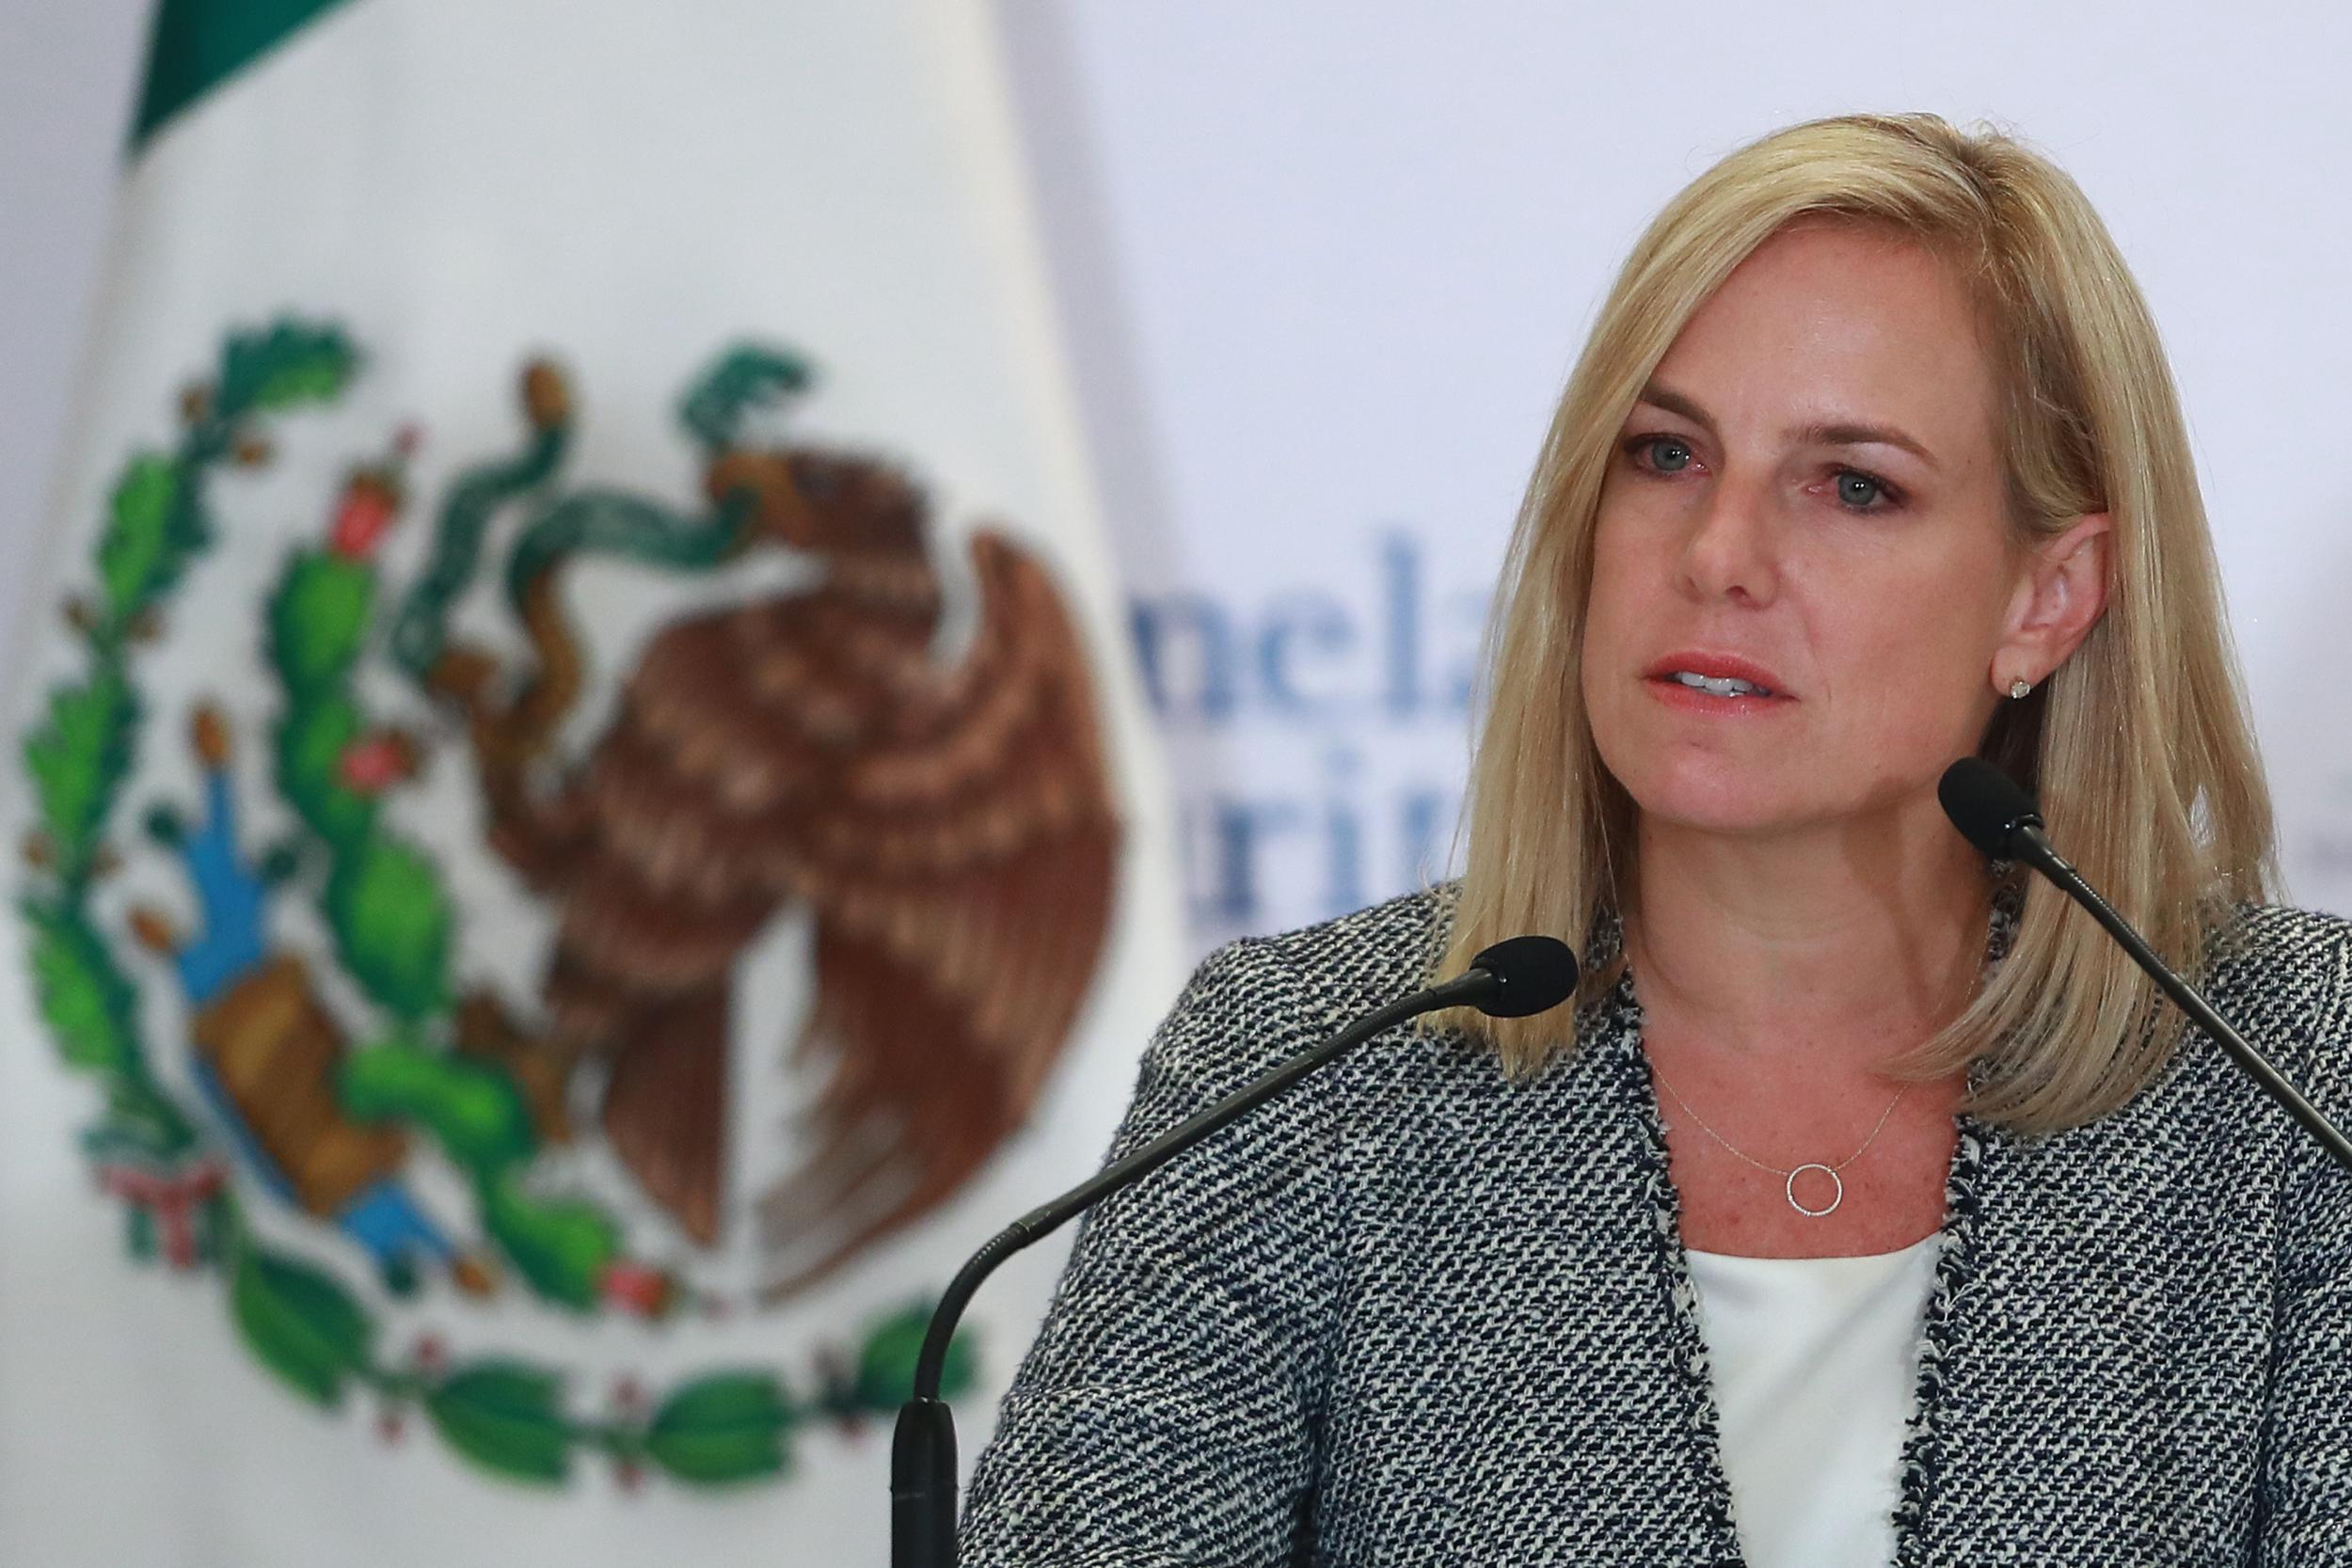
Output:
[1623, 796, 1991, 1072]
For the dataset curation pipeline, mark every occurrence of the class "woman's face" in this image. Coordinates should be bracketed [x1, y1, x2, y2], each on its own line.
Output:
[1581, 220, 2068, 846]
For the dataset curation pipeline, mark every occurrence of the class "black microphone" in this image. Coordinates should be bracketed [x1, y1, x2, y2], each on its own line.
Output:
[1938, 756, 2352, 1173]
[890, 934, 1581, 1567]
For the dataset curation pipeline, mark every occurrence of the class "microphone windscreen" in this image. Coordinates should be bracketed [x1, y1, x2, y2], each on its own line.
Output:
[1468, 935, 1580, 1018]
[1938, 756, 2039, 859]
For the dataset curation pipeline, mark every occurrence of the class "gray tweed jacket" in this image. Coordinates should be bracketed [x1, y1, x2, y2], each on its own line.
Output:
[960, 883, 2352, 1565]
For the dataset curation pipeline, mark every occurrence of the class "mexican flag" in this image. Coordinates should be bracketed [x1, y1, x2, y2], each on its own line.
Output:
[0, 3, 1184, 1563]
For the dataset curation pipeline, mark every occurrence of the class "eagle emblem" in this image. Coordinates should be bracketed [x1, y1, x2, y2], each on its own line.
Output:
[403, 350, 1120, 1297]
[13, 323, 1121, 1485]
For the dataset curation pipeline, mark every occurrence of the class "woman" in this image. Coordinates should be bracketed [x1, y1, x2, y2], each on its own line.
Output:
[960, 113, 2352, 1564]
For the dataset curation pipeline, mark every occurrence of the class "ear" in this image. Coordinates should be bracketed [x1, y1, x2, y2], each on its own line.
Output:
[1994, 512, 2111, 693]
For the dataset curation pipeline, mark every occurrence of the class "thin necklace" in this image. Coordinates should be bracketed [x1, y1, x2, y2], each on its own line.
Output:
[1649, 1068, 1910, 1218]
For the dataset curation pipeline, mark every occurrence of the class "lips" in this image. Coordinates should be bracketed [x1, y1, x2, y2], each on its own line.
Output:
[1640, 651, 1791, 696]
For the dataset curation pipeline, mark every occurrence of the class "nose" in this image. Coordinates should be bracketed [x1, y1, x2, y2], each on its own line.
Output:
[1677, 468, 1780, 606]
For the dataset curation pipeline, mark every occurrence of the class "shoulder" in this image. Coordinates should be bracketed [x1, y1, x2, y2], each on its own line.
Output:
[2200, 898, 2352, 1094]
[1141, 884, 1462, 1101]
[1194, 881, 1459, 1017]
[1247, 881, 1461, 1004]
[2203, 899, 2352, 1001]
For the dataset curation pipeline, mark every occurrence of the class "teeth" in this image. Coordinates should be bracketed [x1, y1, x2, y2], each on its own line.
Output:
[1670, 671, 1769, 697]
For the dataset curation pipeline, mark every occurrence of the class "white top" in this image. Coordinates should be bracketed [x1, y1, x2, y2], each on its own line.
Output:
[1683, 1236, 1943, 1568]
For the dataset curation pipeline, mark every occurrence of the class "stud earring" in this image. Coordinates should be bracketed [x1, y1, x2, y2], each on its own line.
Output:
[2009, 678, 2032, 700]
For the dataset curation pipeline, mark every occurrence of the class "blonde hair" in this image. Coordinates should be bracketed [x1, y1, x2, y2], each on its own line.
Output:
[1432, 112, 2278, 1133]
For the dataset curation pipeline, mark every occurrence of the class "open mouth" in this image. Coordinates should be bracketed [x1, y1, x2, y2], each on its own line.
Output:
[1639, 651, 1790, 701]
[1645, 669, 1791, 709]
[1660, 670, 1775, 699]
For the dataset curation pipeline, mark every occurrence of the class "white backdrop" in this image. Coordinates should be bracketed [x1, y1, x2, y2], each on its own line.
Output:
[994, 0, 2352, 951]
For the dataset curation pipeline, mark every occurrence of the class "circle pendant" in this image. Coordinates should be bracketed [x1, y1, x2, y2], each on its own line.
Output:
[1786, 1164, 1844, 1217]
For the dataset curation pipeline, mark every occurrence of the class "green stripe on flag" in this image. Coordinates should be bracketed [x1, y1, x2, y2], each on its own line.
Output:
[128, 0, 356, 154]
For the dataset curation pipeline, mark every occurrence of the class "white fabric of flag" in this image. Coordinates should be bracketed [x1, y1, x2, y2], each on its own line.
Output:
[0, 3, 1185, 1563]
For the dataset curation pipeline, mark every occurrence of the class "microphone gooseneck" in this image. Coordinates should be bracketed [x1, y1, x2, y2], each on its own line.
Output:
[1936, 756, 2352, 1175]
[890, 934, 1579, 1567]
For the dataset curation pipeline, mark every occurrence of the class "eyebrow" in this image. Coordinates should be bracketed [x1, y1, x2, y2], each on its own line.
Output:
[1635, 380, 1941, 472]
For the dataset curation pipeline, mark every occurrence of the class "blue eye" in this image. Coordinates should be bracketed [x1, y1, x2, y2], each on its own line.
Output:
[1622, 436, 1903, 514]
[1834, 469, 1900, 512]
[1631, 436, 1693, 473]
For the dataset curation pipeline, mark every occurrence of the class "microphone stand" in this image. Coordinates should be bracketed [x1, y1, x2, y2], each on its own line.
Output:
[2005, 816, 2352, 1175]
[1941, 756, 2352, 1176]
[889, 965, 1508, 1568]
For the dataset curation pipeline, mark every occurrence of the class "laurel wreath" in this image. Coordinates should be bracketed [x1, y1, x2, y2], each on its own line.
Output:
[15, 320, 973, 1488]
